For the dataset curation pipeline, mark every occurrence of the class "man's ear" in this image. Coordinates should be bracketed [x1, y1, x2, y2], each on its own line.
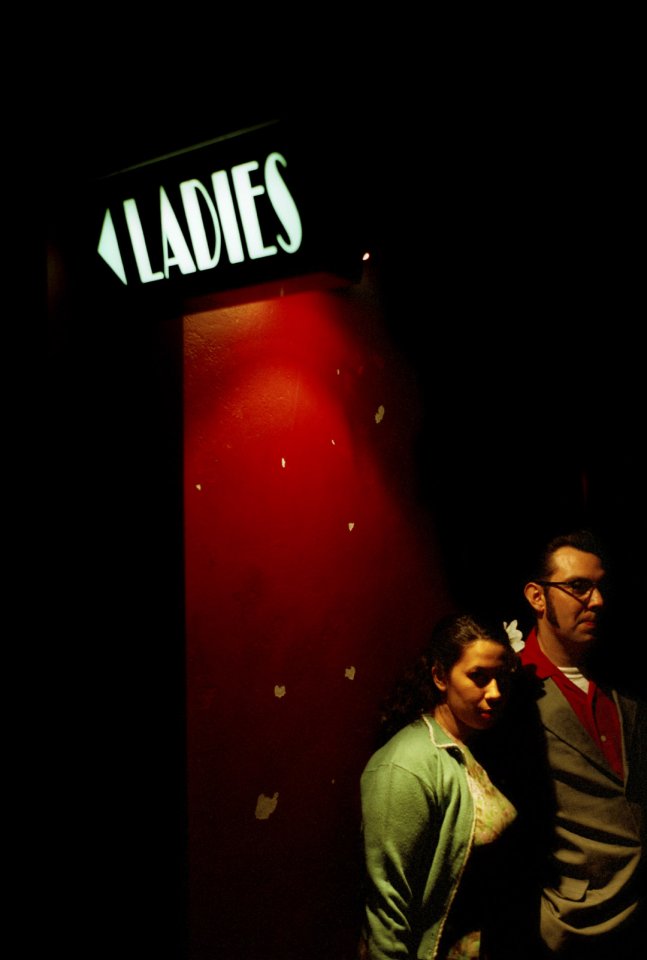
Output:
[524, 581, 546, 614]
[432, 665, 447, 692]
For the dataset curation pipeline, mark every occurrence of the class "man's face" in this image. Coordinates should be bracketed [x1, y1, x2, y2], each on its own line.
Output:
[541, 546, 605, 649]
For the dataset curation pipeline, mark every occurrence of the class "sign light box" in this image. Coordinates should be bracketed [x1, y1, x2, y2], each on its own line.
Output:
[87, 119, 364, 313]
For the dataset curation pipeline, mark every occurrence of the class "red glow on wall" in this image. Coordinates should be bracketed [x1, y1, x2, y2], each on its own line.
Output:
[183, 268, 451, 959]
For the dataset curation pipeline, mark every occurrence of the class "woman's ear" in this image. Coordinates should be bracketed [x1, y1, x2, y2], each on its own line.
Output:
[524, 581, 546, 614]
[432, 665, 447, 693]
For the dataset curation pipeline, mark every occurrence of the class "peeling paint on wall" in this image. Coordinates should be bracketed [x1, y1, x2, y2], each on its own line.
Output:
[375, 404, 385, 424]
[184, 286, 448, 957]
[255, 792, 279, 820]
[195, 483, 202, 491]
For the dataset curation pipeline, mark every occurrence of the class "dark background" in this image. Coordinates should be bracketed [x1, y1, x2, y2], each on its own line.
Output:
[47, 47, 644, 650]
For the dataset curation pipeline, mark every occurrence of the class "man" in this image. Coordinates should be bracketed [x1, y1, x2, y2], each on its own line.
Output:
[516, 529, 646, 957]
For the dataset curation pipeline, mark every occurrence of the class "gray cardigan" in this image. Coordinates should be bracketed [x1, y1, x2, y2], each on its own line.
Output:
[530, 677, 646, 950]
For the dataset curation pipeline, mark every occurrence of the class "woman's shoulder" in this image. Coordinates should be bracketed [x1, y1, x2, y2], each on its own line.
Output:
[364, 717, 453, 771]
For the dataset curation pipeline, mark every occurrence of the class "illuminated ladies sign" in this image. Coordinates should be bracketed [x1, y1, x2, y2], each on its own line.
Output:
[90, 120, 362, 310]
[98, 151, 302, 286]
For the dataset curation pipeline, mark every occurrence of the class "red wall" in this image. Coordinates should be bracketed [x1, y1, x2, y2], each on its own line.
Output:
[183, 262, 452, 959]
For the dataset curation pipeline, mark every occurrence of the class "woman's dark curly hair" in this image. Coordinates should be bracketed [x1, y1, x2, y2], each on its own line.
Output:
[377, 612, 517, 743]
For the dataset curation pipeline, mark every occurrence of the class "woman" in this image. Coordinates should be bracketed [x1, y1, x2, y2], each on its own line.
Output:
[359, 613, 521, 959]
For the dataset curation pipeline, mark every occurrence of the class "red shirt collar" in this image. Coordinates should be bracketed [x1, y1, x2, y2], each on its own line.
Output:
[519, 625, 561, 679]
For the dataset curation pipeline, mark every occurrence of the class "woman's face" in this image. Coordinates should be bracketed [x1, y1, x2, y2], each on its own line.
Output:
[433, 639, 512, 743]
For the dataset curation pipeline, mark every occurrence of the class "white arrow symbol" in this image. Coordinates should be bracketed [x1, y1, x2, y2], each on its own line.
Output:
[98, 208, 127, 284]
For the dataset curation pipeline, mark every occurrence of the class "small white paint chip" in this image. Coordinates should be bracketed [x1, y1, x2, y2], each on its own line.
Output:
[281, 457, 286, 469]
[345, 666, 356, 680]
[336, 368, 340, 375]
[274, 685, 286, 699]
[348, 522, 355, 532]
[195, 483, 202, 491]
[331, 438, 336, 446]
[375, 404, 385, 424]
[255, 792, 279, 820]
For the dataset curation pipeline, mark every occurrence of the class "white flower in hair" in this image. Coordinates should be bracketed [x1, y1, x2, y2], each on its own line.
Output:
[503, 619, 525, 652]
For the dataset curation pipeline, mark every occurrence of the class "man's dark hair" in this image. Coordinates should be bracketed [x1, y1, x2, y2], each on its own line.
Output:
[532, 529, 608, 581]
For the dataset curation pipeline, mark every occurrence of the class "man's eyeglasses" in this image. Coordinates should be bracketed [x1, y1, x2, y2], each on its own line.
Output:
[536, 578, 604, 602]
